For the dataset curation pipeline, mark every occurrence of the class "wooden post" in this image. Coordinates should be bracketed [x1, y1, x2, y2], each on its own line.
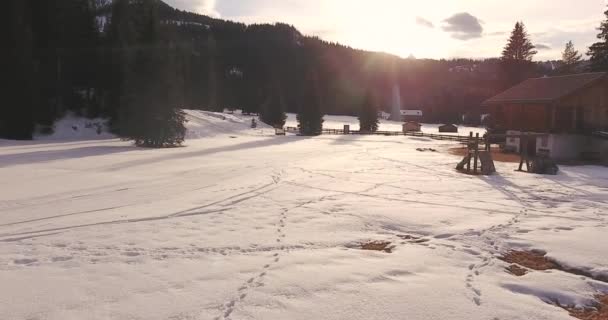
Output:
[474, 133, 480, 174]
[525, 133, 531, 171]
[467, 132, 473, 173]
[518, 132, 529, 172]
[485, 134, 491, 151]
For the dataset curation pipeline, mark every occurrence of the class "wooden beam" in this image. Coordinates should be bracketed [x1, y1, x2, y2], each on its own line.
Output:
[488, 133, 548, 138]
[551, 104, 557, 130]
[473, 133, 480, 174]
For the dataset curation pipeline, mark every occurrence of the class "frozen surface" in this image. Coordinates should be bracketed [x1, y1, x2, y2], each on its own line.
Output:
[1, 111, 607, 320]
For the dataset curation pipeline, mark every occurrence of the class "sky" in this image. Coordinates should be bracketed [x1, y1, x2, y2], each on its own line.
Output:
[164, 0, 608, 60]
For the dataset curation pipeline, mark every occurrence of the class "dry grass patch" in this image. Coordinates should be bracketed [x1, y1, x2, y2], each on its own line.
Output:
[501, 250, 557, 271]
[361, 241, 393, 253]
[564, 294, 608, 320]
[506, 264, 529, 276]
[449, 146, 520, 163]
[502, 251, 608, 319]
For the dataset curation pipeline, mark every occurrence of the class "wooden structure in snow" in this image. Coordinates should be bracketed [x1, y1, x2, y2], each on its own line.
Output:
[456, 132, 496, 175]
[462, 132, 558, 175]
[439, 124, 458, 133]
[400, 110, 423, 122]
[482, 72, 608, 161]
[403, 121, 422, 132]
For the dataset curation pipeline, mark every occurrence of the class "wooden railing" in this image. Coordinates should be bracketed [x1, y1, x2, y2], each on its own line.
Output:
[284, 126, 478, 143]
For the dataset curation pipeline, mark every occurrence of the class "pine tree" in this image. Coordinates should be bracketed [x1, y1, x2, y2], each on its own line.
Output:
[206, 33, 221, 111]
[1, 0, 36, 139]
[588, 7, 608, 72]
[358, 91, 379, 133]
[502, 22, 537, 61]
[501, 22, 537, 87]
[560, 41, 582, 74]
[296, 69, 324, 135]
[259, 80, 287, 128]
[108, 0, 186, 147]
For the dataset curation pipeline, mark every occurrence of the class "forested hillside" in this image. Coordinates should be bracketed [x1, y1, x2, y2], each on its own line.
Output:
[2, 0, 560, 142]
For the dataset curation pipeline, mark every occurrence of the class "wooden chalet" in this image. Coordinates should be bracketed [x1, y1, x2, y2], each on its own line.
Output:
[439, 124, 458, 133]
[482, 72, 608, 161]
[403, 121, 422, 132]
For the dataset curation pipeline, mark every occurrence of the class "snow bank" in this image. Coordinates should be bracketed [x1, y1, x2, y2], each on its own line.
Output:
[184, 110, 275, 139]
[35, 113, 114, 141]
[501, 271, 608, 308]
[28, 110, 275, 142]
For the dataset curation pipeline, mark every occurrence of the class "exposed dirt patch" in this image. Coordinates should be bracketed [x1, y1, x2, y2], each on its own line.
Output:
[397, 234, 419, 240]
[506, 264, 529, 276]
[501, 250, 557, 271]
[449, 146, 520, 163]
[361, 241, 393, 253]
[563, 294, 608, 320]
[501, 250, 608, 284]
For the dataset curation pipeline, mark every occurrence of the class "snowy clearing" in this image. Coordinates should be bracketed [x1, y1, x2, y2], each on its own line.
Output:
[1, 111, 607, 320]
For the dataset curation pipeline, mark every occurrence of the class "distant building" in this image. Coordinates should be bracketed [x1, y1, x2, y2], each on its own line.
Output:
[439, 124, 458, 133]
[482, 72, 608, 162]
[449, 65, 477, 73]
[403, 121, 422, 132]
[378, 111, 391, 120]
[400, 110, 423, 122]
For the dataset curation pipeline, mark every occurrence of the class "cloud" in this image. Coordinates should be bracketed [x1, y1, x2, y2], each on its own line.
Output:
[535, 43, 551, 50]
[487, 31, 506, 37]
[416, 16, 434, 28]
[164, 0, 219, 17]
[442, 12, 483, 40]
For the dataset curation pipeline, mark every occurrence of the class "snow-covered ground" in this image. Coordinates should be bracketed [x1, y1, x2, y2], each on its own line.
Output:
[34, 113, 115, 141]
[1, 111, 607, 320]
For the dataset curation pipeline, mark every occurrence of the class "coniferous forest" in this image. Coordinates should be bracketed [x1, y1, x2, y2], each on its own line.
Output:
[3, 0, 608, 144]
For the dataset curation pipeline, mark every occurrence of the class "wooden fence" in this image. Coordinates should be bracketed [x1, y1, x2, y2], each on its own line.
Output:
[284, 126, 481, 144]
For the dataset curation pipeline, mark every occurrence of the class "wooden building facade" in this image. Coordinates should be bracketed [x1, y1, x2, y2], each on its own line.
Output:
[482, 73, 608, 162]
[482, 72, 608, 134]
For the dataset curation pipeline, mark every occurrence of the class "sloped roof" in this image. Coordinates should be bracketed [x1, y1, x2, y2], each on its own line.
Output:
[482, 72, 607, 106]
[400, 110, 423, 116]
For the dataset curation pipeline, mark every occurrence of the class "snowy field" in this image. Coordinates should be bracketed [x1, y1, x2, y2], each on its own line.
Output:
[1, 111, 607, 320]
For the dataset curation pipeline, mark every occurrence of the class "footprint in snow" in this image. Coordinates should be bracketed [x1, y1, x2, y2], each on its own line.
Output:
[122, 252, 140, 257]
[14, 258, 37, 265]
[51, 256, 73, 262]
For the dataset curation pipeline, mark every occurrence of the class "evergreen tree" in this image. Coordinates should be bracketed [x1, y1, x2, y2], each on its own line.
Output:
[501, 22, 537, 87]
[206, 33, 221, 111]
[588, 7, 608, 72]
[108, 0, 186, 147]
[560, 41, 582, 74]
[259, 81, 287, 128]
[2, 0, 36, 139]
[296, 69, 324, 135]
[502, 22, 537, 61]
[27, 0, 102, 127]
[358, 91, 379, 133]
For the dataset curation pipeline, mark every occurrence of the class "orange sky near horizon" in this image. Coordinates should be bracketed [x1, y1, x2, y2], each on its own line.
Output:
[166, 0, 608, 60]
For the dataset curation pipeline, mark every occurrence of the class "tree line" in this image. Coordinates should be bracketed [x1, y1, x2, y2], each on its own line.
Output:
[2, 1, 608, 144]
